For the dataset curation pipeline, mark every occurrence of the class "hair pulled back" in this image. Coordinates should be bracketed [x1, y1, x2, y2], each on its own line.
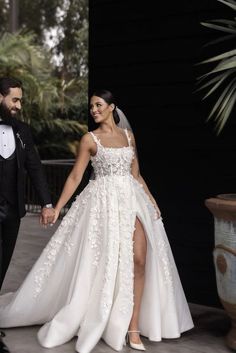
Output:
[91, 89, 120, 124]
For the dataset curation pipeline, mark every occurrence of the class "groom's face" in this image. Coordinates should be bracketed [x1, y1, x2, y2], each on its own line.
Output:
[0, 87, 22, 120]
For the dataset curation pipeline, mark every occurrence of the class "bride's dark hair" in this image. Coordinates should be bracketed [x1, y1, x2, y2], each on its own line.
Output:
[91, 89, 120, 124]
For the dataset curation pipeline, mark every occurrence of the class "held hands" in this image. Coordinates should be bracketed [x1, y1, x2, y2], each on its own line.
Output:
[40, 207, 61, 227]
[51, 208, 60, 225]
[40, 207, 56, 226]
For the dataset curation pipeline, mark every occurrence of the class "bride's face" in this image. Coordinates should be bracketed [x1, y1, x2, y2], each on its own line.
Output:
[90, 96, 113, 124]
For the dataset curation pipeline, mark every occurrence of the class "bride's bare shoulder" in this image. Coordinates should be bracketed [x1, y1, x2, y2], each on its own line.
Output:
[80, 132, 96, 146]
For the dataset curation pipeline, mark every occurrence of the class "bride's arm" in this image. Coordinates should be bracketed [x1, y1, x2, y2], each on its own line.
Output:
[52, 133, 93, 222]
[130, 133, 161, 218]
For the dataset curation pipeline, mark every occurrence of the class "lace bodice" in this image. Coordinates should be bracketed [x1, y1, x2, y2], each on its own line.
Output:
[90, 130, 134, 178]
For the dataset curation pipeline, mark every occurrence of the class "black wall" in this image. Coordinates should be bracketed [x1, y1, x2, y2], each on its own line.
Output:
[89, 0, 236, 307]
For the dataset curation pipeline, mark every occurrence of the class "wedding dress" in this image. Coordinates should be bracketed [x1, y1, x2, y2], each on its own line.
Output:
[0, 129, 194, 353]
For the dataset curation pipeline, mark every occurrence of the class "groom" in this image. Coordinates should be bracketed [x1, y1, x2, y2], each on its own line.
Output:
[0, 76, 55, 291]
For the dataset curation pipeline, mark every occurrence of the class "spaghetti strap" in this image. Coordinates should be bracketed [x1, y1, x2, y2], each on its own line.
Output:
[89, 131, 102, 146]
[124, 128, 131, 147]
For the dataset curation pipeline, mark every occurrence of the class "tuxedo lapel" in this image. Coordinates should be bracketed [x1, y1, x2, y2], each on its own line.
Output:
[12, 124, 22, 169]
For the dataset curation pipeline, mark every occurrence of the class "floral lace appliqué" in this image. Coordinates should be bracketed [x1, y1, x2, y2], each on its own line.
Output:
[33, 206, 76, 297]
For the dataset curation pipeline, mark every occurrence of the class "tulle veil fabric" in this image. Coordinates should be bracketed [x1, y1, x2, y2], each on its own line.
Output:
[116, 107, 133, 131]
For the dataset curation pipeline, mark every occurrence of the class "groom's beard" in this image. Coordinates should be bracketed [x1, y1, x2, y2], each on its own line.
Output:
[0, 102, 20, 124]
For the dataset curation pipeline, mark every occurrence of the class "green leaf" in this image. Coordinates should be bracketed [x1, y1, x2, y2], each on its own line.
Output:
[195, 72, 227, 90]
[206, 19, 236, 26]
[201, 22, 236, 34]
[202, 71, 235, 99]
[199, 49, 236, 64]
[199, 56, 236, 80]
[198, 0, 236, 134]
[202, 33, 236, 48]
[217, 0, 236, 11]
[207, 81, 236, 120]
[215, 91, 236, 134]
[214, 80, 236, 119]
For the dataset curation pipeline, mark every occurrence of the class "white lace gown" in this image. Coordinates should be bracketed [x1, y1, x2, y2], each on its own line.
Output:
[0, 130, 194, 353]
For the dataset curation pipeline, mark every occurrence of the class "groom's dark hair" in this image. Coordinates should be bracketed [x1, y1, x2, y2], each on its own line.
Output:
[0, 77, 23, 96]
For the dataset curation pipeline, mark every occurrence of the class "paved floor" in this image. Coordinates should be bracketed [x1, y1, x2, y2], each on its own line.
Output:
[0, 214, 233, 353]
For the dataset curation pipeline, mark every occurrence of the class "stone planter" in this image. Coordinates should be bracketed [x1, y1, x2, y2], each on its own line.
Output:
[205, 194, 236, 351]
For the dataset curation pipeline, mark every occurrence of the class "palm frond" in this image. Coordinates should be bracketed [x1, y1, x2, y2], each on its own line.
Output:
[202, 33, 236, 48]
[206, 81, 236, 120]
[217, 0, 236, 10]
[197, 0, 236, 133]
[215, 91, 236, 133]
[213, 80, 236, 119]
[198, 56, 236, 81]
[201, 70, 236, 99]
[206, 19, 236, 26]
[198, 49, 236, 64]
[201, 22, 236, 34]
[195, 71, 232, 90]
[0, 31, 88, 154]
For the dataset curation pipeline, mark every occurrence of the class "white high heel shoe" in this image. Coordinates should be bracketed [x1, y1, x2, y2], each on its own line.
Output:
[126, 330, 146, 351]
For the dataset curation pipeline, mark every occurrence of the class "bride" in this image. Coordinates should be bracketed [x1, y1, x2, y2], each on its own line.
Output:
[0, 89, 194, 353]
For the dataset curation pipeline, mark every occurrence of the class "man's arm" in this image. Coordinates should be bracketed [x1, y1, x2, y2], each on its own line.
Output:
[23, 125, 55, 224]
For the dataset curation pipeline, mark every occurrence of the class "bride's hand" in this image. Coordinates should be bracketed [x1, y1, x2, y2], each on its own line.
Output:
[52, 208, 60, 224]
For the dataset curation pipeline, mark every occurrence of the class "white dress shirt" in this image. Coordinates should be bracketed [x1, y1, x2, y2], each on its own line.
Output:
[0, 125, 16, 159]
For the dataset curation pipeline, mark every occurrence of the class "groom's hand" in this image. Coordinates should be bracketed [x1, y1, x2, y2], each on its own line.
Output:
[40, 206, 55, 226]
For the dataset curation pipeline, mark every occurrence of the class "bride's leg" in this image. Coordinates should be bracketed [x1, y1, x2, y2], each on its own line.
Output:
[128, 217, 147, 344]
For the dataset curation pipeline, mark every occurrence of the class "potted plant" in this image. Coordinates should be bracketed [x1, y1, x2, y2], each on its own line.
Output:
[197, 1, 236, 350]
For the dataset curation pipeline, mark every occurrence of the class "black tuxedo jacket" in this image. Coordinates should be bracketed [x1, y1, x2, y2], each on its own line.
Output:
[10, 118, 51, 218]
